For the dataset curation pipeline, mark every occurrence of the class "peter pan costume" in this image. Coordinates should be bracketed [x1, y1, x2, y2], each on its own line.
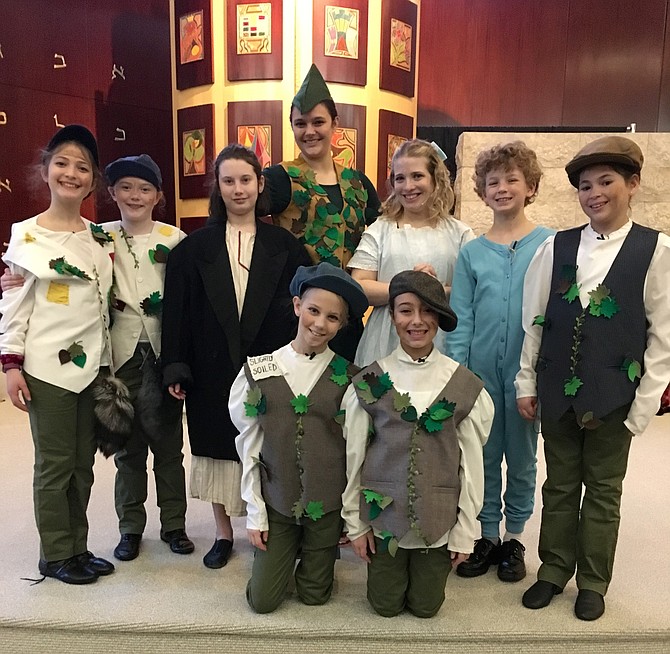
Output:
[341, 271, 494, 617]
[516, 137, 670, 612]
[0, 215, 114, 565]
[263, 64, 381, 360]
[231, 263, 367, 613]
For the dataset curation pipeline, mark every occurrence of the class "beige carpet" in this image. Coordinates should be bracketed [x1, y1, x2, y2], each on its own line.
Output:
[1, 382, 669, 653]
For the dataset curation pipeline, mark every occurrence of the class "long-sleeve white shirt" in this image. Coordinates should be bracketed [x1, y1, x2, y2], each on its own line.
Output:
[515, 221, 670, 435]
[341, 346, 494, 553]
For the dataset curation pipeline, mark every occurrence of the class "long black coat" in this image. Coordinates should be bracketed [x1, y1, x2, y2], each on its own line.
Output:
[161, 219, 311, 460]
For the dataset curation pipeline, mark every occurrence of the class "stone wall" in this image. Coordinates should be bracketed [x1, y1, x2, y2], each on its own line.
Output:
[454, 132, 670, 236]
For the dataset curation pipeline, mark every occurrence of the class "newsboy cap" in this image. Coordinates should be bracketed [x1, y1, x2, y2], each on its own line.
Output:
[389, 270, 458, 332]
[47, 124, 99, 167]
[290, 262, 368, 319]
[105, 154, 162, 189]
[565, 136, 643, 188]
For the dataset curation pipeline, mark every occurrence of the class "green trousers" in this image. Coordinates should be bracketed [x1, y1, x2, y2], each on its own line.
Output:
[537, 404, 633, 596]
[24, 371, 98, 562]
[246, 505, 343, 614]
[114, 346, 187, 535]
[366, 538, 452, 617]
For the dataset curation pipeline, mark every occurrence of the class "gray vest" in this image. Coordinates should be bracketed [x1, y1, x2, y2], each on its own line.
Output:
[245, 359, 357, 519]
[537, 223, 658, 423]
[354, 362, 484, 545]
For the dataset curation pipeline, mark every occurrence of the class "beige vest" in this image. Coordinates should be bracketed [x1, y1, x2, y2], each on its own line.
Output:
[245, 358, 358, 520]
[354, 363, 484, 545]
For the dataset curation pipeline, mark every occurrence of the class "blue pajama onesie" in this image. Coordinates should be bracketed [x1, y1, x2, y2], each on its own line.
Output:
[447, 226, 554, 539]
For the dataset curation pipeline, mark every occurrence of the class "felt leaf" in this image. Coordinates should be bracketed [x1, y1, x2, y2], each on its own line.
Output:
[140, 291, 163, 316]
[292, 189, 311, 208]
[326, 202, 339, 215]
[532, 315, 546, 327]
[305, 500, 325, 522]
[422, 417, 443, 433]
[392, 389, 412, 412]
[430, 404, 455, 421]
[627, 359, 641, 382]
[560, 264, 578, 282]
[562, 282, 581, 303]
[378, 495, 393, 510]
[588, 298, 602, 317]
[362, 489, 384, 504]
[330, 356, 349, 376]
[330, 374, 349, 387]
[369, 502, 382, 521]
[312, 184, 326, 196]
[401, 406, 418, 422]
[333, 409, 346, 425]
[564, 375, 583, 397]
[379, 530, 393, 540]
[90, 223, 113, 246]
[598, 295, 619, 319]
[244, 403, 259, 418]
[246, 387, 262, 406]
[315, 204, 328, 219]
[68, 341, 85, 358]
[388, 538, 399, 558]
[589, 283, 610, 304]
[341, 167, 354, 180]
[291, 394, 310, 415]
[291, 501, 304, 519]
[150, 244, 170, 264]
[286, 166, 302, 178]
[377, 372, 394, 392]
[71, 353, 87, 368]
[58, 349, 71, 365]
[356, 381, 376, 405]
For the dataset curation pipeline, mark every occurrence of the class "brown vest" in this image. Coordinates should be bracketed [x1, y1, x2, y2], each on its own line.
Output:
[274, 156, 368, 268]
[354, 363, 484, 545]
[244, 357, 357, 520]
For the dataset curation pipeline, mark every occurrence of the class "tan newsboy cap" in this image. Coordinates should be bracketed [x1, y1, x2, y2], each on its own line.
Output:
[565, 136, 643, 188]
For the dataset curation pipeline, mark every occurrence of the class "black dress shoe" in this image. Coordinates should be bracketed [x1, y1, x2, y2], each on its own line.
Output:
[575, 589, 605, 621]
[161, 528, 195, 554]
[456, 538, 501, 578]
[38, 557, 98, 585]
[75, 551, 115, 576]
[203, 539, 233, 569]
[114, 533, 142, 561]
[497, 539, 526, 582]
[522, 580, 563, 609]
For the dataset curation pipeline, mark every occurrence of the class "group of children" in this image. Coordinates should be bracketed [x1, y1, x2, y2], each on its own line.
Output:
[1, 122, 668, 624]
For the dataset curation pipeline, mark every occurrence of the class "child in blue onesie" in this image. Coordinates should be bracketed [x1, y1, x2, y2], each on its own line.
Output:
[230, 263, 368, 613]
[448, 142, 553, 582]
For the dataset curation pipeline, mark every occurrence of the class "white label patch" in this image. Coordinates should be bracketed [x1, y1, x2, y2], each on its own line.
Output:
[247, 354, 280, 380]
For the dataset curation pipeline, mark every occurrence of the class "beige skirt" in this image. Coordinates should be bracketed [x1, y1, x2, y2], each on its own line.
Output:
[189, 455, 247, 517]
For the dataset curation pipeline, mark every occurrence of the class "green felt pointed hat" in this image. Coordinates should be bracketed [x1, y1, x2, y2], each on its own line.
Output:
[292, 64, 333, 113]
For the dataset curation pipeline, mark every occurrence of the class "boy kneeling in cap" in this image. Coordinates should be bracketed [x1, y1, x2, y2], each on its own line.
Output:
[230, 262, 368, 613]
[342, 271, 494, 617]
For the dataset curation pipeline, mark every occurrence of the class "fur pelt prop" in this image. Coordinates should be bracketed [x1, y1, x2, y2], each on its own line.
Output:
[135, 353, 169, 442]
[92, 374, 134, 457]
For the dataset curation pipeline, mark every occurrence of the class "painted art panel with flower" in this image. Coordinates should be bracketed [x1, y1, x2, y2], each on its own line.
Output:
[183, 129, 206, 176]
[390, 17, 412, 71]
[180, 11, 205, 64]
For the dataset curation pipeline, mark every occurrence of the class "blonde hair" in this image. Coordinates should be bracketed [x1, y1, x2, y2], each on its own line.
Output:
[472, 141, 542, 206]
[381, 139, 455, 226]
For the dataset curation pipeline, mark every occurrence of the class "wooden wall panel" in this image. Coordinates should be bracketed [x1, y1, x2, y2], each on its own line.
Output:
[418, 0, 570, 126]
[659, 3, 670, 131]
[562, 0, 666, 131]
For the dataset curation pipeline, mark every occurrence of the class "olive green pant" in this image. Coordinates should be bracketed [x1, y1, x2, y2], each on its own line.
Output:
[24, 371, 99, 562]
[246, 505, 342, 614]
[537, 404, 633, 596]
[114, 346, 187, 535]
[367, 538, 452, 618]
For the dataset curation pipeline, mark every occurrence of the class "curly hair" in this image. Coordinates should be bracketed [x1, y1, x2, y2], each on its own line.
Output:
[381, 139, 455, 226]
[472, 140, 542, 206]
[207, 143, 271, 225]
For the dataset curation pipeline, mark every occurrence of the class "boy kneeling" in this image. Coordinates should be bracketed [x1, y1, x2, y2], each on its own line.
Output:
[231, 263, 368, 613]
[343, 271, 494, 617]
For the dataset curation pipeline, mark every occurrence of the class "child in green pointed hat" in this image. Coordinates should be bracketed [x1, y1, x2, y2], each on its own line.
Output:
[262, 64, 381, 361]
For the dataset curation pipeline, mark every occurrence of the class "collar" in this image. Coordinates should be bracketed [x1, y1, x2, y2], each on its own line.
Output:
[584, 219, 632, 242]
[395, 345, 439, 366]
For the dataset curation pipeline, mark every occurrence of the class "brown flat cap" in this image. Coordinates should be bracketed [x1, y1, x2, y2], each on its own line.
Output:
[389, 270, 457, 332]
[565, 136, 643, 188]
